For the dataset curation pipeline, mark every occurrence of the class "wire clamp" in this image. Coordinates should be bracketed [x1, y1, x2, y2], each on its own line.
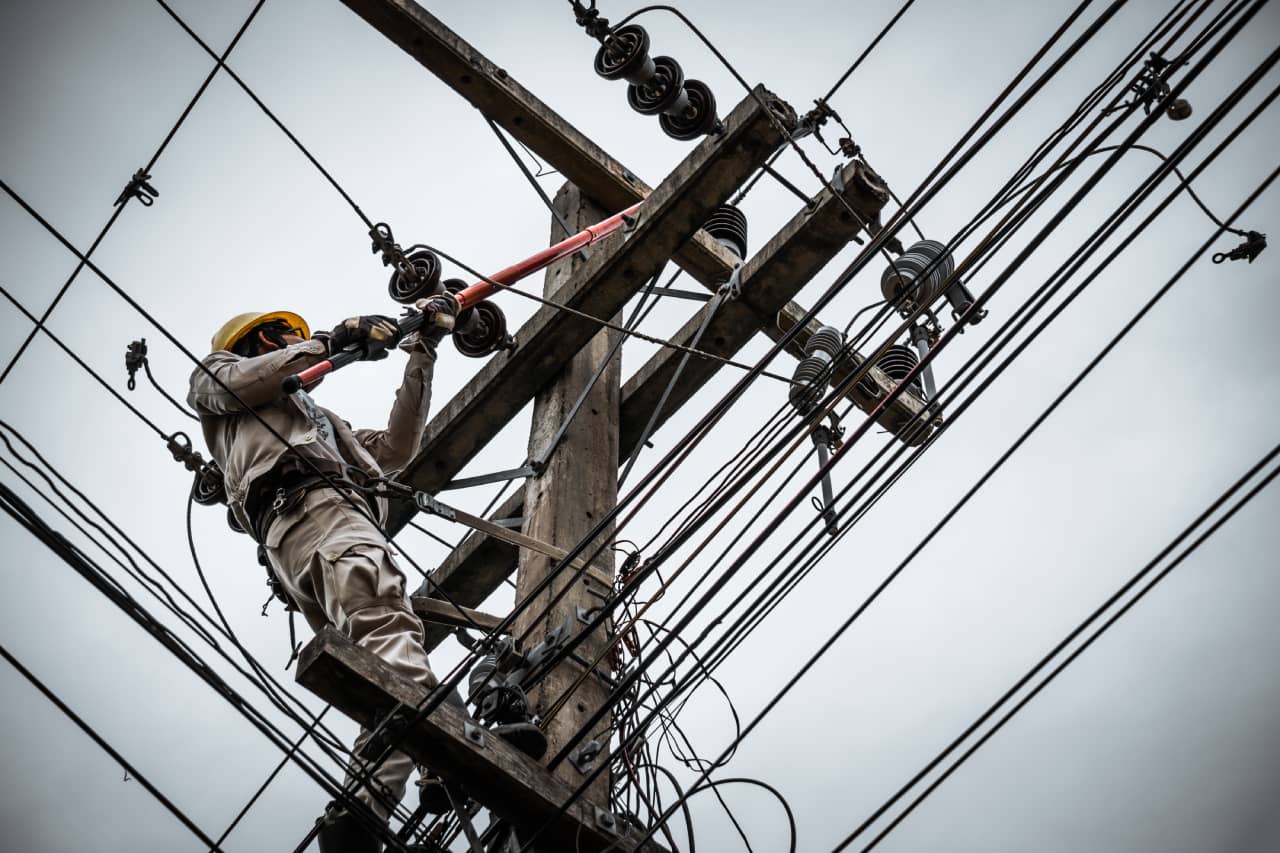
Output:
[369, 222, 421, 286]
[115, 169, 159, 207]
[125, 339, 147, 391]
[1212, 230, 1266, 264]
[165, 431, 206, 474]
[719, 264, 743, 301]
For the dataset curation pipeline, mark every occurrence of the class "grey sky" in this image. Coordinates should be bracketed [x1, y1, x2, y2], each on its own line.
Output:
[1, 0, 1278, 851]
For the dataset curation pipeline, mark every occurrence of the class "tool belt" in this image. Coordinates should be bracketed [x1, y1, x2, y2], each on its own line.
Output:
[243, 448, 376, 544]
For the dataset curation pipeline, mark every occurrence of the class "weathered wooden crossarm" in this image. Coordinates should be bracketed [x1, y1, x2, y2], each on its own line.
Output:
[411, 596, 502, 633]
[339, 0, 893, 411]
[386, 86, 794, 533]
[297, 629, 666, 852]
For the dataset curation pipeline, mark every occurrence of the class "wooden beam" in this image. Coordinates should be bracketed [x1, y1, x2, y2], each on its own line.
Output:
[337, 0, 898, 412]
[386, 87, 794, 533]
[296, 629, 666, 852]
[411, 596, 502, 633]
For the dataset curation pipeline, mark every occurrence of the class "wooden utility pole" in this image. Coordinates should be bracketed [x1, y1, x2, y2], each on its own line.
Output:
[512, 183, 619, 807]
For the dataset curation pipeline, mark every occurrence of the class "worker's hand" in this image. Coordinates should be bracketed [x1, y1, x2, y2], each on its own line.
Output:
[328, 314, 399, 361]
[415, 293, 459, 347]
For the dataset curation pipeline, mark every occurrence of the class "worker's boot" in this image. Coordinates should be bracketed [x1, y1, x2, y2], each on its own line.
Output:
[316, 805, 384, 853]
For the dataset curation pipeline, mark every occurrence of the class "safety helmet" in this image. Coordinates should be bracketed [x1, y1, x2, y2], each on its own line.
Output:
[210, 311, 310, 353]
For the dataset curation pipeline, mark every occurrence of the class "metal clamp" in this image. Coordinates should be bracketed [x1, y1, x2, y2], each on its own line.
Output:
[569, 739, 604, 774]
[593, 806, 620, 838]
[414, 491, 457, 521]
[720, 264, 743, 301]
[463, 721, 487, 749]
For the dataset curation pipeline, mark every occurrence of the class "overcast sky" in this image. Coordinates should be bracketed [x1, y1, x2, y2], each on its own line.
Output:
[1, 1, 1278, 851]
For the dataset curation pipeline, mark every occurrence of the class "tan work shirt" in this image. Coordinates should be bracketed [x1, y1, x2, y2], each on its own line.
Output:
[186, 338, 437, 536]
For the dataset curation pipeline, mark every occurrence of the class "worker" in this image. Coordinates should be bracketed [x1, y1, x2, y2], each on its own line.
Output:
[187, 301, 540, 852]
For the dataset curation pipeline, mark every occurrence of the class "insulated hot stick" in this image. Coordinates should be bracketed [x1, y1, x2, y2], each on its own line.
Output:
[282, 201, 643, 394]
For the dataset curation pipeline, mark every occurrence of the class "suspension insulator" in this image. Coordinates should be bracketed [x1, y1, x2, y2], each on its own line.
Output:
[659, 79, 719, 141]
[454, 299, 513, 358]
[387, 249, 443, 304]
[875, 344, 922, 391]
[627, 55, 686, 116]
[703, 204, 749, 259]
[880, 239, 954, 312]
[192, 464, 226, 506]
[789, 325, 844, 416]
[594, 25, 655, 84]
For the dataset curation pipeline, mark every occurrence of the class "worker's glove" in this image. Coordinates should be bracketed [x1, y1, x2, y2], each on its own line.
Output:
[328, 314, 399, 361]
[415, 293, 460, 348]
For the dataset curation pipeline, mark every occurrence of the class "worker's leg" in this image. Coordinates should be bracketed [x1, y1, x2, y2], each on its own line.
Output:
[268, 488, 437, 820]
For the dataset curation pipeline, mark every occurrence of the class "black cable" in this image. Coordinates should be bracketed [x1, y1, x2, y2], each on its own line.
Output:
[487, 116, 579, 243]
[527, 9, 1269, 844]
[822, 0, 919, 101]
[0, 642, 223, 850]
[141, 359, 200, 421]
[853, 444, 1280, 851]
[0, 0, 269, 384]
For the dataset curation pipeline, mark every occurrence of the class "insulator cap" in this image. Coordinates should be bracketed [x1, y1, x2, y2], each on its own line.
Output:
[388, 249, 443, 304]
[454, 299, 512, 358]
[703, 204, 749, 259]
[659, 79, 719, 141]
[594, 25, 655, 84]
[627, 56, 686, 115]
[875, 344, 922, 391]
[880, 239, 954, 311]
[1166, 98, 1192, 120]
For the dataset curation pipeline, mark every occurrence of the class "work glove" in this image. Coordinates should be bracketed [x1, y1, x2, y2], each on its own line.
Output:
[327, 314, 399, 361]
[415, 293, 460, 348]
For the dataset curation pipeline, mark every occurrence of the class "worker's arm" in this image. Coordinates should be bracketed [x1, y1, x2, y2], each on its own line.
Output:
[187, 341, 328, 415]
[352, 334, 437, 472]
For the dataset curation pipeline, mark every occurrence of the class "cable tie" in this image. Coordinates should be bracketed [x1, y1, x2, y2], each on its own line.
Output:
[124, 339, 147, 391]
[114, 169, 159, 207]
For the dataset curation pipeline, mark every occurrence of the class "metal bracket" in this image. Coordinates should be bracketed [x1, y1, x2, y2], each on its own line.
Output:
[593, 806, 620, 838]
[440, 463, 540, 491]
[463, 721, 487, 749]
[651, 286, 713, 302]
[569, 739, 603, 774]
[491, 516, 524, 529]
[720, 264, 743, 301]
[414, 491, 457, 521]
[575, 605, 596, 625]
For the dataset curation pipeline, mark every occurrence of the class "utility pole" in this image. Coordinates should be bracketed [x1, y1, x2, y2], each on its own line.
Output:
[513, 182, 619, 808]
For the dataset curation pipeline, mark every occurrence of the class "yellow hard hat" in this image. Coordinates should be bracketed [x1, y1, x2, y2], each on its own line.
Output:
[211, 311, 310, 353]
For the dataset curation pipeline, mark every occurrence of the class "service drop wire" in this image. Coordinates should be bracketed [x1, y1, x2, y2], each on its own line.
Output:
[632, 87, 1280, 853]
[532, 0, 1206, 743]
[856, 446, 1280, 852]
[675, 77, 1280, 728]
[0, 0, 270, 385]
[298, 0, 1142, 812]
[526, 9, 1269, 846]
[0, 642, 223, 850]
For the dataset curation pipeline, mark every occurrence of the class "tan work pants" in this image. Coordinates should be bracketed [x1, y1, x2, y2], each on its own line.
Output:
[266, 487, 434, 820]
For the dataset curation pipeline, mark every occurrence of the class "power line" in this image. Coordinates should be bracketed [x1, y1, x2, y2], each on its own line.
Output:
[0, 642, 223, 850]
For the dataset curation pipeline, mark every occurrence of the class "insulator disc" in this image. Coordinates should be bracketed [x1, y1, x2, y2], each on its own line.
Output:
[454, 300, 510, 358]
[594, 25, 654, 83]
[875, 344, 921, 390]
[879, 239, 954, 310]
[192, 466, 226, 506]
[659, 79, 719, 141]
[703, 203, 748, 259]
[387, 249, 443, 304]
[627, 56, 685, 116]
[805, 325, 843, 358]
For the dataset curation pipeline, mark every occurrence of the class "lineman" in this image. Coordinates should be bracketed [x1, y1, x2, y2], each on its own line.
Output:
[187, 301, 537, 851]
